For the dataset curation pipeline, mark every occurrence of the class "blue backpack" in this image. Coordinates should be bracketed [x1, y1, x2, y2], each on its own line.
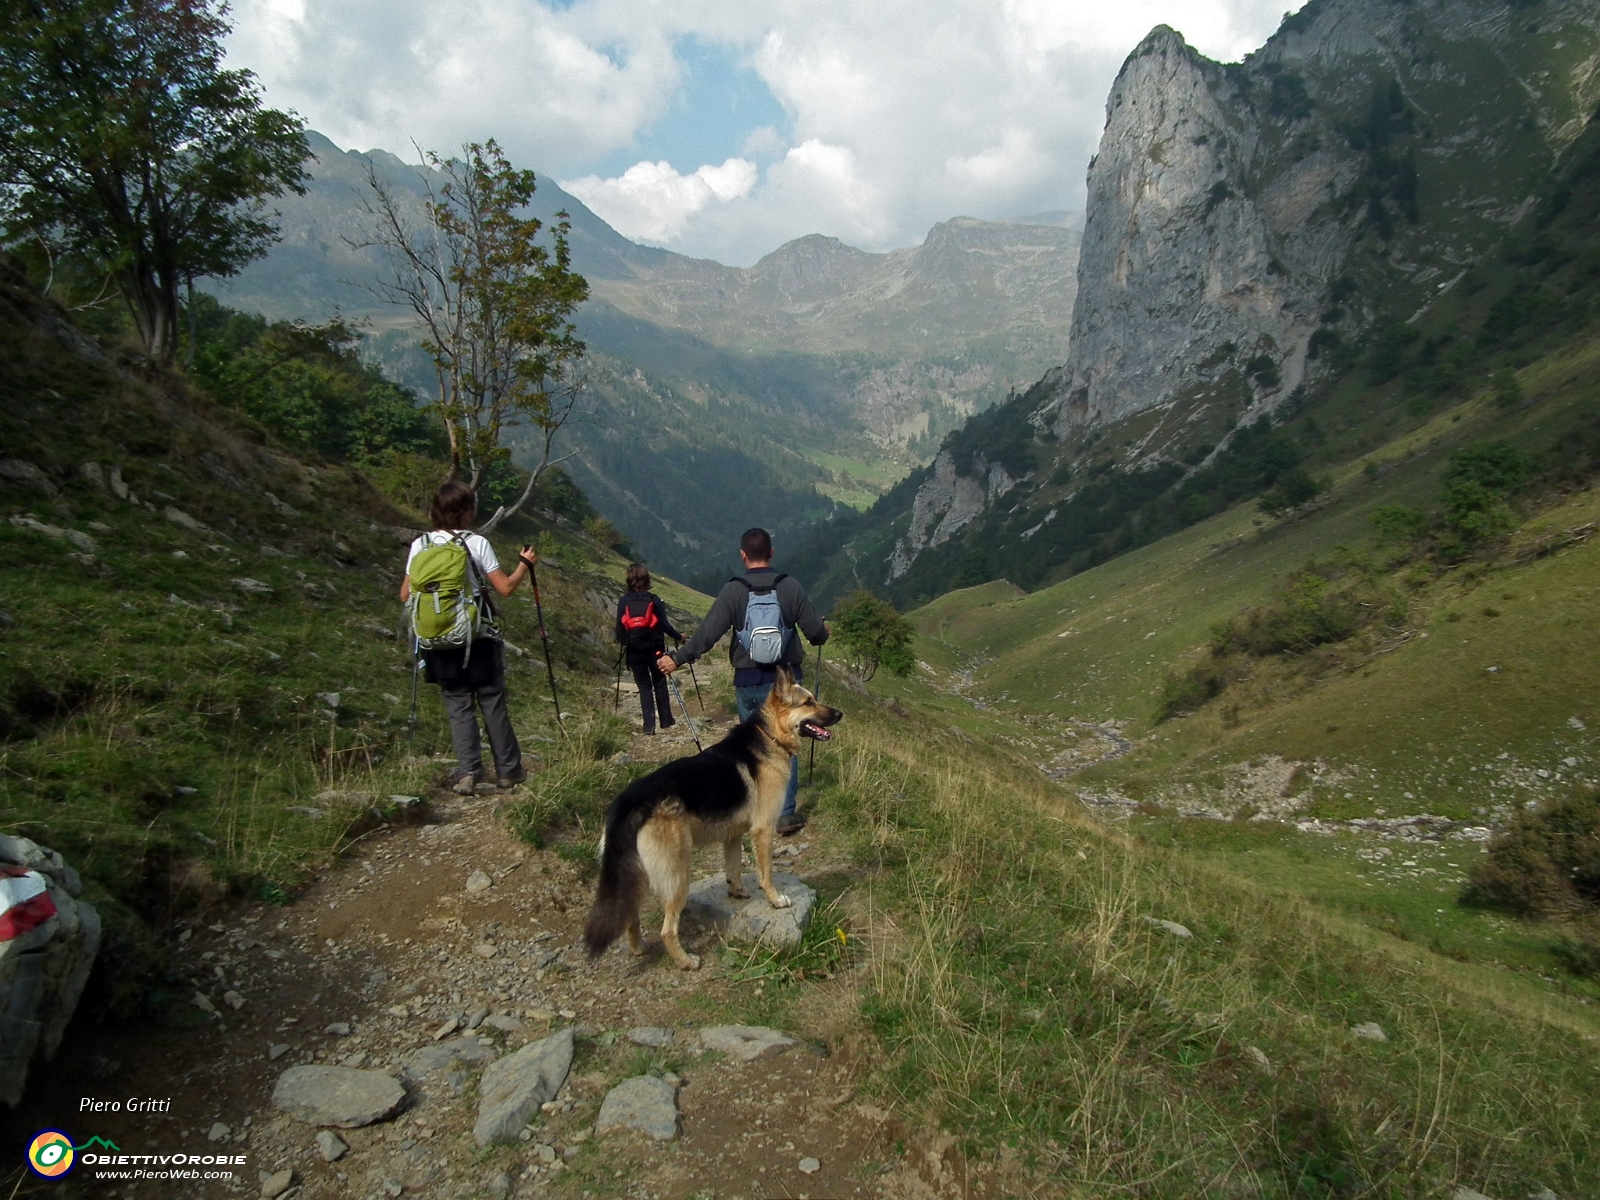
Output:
[733, 574, 791, 664]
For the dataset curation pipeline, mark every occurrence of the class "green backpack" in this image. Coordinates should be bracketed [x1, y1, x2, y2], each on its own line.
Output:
[407, 534, 491, 649]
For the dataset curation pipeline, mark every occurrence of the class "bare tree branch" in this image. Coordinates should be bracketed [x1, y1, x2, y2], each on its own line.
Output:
[349, 140, 587, 514]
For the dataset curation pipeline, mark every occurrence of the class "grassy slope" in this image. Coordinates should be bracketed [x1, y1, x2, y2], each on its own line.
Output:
[797, 678, 1598, 1198]
[0, 272, 712, 1011]
[850, 315, 1600, 1147]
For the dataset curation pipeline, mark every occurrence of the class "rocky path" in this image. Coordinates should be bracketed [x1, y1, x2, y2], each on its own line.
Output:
[27, 683, 1006, 1200]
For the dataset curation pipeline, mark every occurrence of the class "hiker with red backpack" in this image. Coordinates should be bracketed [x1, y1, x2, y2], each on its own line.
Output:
[400, 480, 537, 795]
[616, 563, 684, 735]
[658, 528, 828, 835]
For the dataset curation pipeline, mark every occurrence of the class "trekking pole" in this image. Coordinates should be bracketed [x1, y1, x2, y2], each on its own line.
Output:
[681, 639, 706, 713]
[808, 641, 823, 785]
[612, 647, 624, 713]
[662, 666, 703, 751]
[525, 556, 566, 737]
[406, 631, 422, 759]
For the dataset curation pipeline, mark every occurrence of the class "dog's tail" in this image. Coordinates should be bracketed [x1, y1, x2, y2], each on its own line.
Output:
[584, 782, 651, 959]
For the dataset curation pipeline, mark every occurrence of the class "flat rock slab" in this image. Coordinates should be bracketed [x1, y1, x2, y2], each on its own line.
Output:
[699, 1025, 799, 1062]
[595, 1075, 678, 1141]
[684, 871, 815, 947]
[272, 1066, 405, 1128]
[473, 1026, 574, 1146]
[628, 1027, 674, 1048]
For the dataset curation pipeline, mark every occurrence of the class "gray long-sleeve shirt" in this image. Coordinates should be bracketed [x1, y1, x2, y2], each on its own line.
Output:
[673, 567, 828, 685]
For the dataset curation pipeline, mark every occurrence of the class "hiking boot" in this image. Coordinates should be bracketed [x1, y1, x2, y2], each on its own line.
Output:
[497, 764, 528, 789]
[450, 772, 479, 796]
[660, 717, 676, 729]
[776, 813, 807, 836]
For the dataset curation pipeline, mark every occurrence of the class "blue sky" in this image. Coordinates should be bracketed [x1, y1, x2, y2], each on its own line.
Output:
[588, 38, 790, 180]
[227, 0, 1300, 265]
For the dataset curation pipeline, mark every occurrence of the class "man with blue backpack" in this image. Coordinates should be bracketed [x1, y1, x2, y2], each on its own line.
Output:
[657, 527, 829, 835]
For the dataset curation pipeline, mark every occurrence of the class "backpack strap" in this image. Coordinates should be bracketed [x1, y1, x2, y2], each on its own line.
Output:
[730, 573, 787, 594]
[452, 532, 497, 622]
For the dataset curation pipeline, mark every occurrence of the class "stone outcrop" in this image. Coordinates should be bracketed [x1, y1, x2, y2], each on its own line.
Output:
[698, 1025, 800, 1062]
[1042, 0, 1600, 440]
[594, 1075, 679, 1141]
[472, 1026, 575, 1146]
[1, 835, 101, 1109]
[682, 872, 816, 947]
[889, 450, 1019, 580]
[1040, 26, 1328, 435]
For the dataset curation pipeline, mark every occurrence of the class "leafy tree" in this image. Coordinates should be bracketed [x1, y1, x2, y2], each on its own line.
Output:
[0, 0, 308, 364]
[832, 591, 915, 681]
[353, 140, 588, 533]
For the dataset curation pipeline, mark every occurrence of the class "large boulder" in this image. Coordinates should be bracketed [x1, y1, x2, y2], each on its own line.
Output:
[472, 1027, 574, 1146]
[1, 835, 101, 1109]
[683, 872, 815, 947]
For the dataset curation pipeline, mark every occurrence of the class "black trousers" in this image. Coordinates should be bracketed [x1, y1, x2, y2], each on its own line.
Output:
[627, 651, 675, 732]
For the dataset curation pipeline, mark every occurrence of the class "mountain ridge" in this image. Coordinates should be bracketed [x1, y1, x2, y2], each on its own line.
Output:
[208, 131, 1080, 581]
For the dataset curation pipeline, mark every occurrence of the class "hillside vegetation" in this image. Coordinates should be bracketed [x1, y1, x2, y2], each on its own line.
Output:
[0, 264, 657, 1010]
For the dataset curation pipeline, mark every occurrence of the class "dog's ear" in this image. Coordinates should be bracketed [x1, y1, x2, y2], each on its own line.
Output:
[773, 664, 796, 697]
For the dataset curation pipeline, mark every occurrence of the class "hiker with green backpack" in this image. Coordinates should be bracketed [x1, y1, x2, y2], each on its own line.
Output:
[400, 480, 536, 795]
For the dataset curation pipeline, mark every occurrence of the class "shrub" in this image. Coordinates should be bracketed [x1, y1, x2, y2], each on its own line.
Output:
[1371, 504, 1430, 545]
[1257, 468, 1328, 517]
[1491, 368, 1524, 408]
[1439, 441, 1532, 549]
[1464, 789, 1600, 916]
[1157, 659, 1232, 720]
[831, 590, 915, 682]
[1245, 353, 1282, 390]
[1551, 920, 1600, 979]
[1212, 570, 1361, 656]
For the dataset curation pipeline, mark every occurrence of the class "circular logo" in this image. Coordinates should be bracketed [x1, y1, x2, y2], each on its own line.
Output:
[27, 1129, 76, 1178]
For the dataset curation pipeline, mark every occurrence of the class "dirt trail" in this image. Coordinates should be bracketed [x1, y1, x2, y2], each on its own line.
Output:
[10, 672, 1008, 1200]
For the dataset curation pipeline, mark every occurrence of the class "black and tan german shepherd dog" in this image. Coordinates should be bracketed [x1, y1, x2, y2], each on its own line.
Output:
[584, 667, 842, 970]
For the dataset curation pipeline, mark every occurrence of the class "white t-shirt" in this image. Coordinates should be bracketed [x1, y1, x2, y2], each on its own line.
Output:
[405, 530, 501, 581]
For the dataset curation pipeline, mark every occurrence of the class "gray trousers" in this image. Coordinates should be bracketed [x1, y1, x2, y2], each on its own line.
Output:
[439, 641, 522, 780]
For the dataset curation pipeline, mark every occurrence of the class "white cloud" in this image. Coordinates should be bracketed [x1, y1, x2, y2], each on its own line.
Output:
[562, 158, 757, 244]
[226, 0, 1301, 264]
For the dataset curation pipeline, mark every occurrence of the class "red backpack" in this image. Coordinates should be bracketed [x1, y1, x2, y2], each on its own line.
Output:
[618, 593, 664, 653]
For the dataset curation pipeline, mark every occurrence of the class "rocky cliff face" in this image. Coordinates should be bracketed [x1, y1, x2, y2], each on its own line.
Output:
[1044, 26, 1334, 434]
[889, 448, 1019, 579]
[882, 0, 1600, 588]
